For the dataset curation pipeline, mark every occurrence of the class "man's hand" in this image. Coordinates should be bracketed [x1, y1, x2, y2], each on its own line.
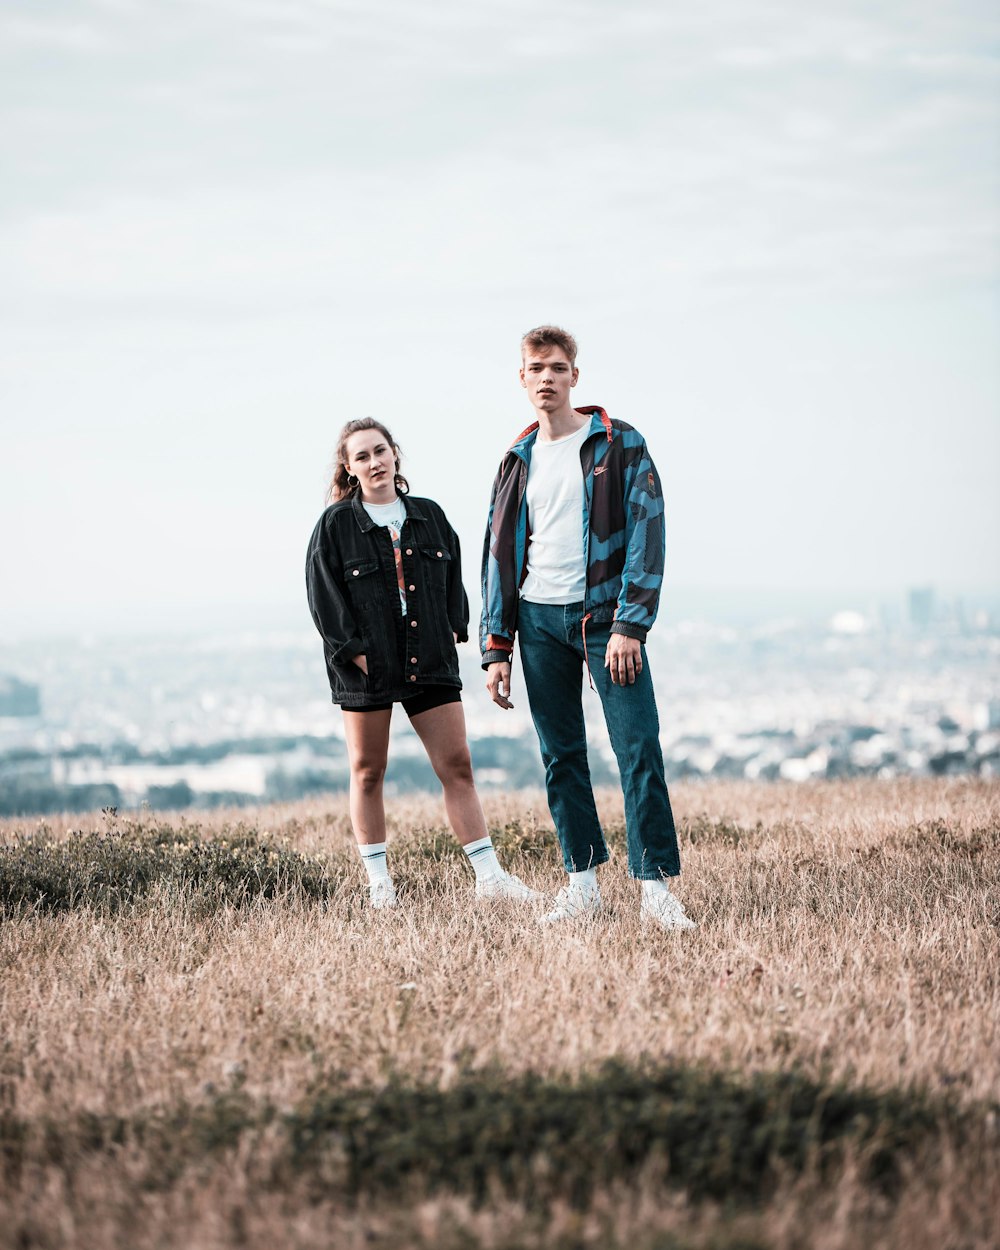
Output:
[486, 661, 514, 709]
[351, 654, 369, 675]
[605, 634, 642, 685]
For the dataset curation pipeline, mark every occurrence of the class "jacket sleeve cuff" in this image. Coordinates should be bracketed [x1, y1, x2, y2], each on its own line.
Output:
[610, 621, 648, 642]
[482, 648, 512, 669]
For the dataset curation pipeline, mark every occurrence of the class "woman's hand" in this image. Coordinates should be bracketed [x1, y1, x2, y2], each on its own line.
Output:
[351, 654, 369, 675]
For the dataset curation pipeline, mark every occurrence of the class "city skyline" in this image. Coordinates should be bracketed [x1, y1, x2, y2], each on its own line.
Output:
[2, 607, 997, 816]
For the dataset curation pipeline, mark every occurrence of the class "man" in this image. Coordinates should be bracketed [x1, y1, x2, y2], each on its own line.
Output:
[480, 325, 694, 929]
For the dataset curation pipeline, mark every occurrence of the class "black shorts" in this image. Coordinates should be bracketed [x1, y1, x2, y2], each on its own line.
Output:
[346, 685, 462, 719]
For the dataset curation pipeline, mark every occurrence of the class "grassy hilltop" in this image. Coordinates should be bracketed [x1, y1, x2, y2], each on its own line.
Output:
[1, 779, 998, 1249]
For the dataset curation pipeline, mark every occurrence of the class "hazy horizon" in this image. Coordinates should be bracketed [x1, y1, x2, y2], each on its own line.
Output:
[2, 580, 998, 648]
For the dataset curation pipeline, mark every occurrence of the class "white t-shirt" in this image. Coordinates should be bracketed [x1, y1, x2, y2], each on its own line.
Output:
[363, 496, 407, 614]
[520, 422, 589, 605]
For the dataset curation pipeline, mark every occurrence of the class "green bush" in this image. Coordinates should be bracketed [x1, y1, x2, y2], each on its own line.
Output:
[284, 1061, 967, 1205]
[894, 820, 1000, 858]
[0, 1061, 987, 1209]
[0, 823, 339, 914]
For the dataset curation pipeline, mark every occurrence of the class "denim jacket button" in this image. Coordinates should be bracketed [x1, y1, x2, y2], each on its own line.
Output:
[405, 548, 413, 556]
[436, 551, 442, 557]
[409, 674, 417, 681]
[410, 657, 417, 664]
[352, 569, 359, 576]
[408, 584, 415, 592]
[410, 620, 417, 627]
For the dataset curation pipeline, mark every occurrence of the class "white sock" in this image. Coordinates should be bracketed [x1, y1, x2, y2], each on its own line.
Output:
[358, 842, 391, 885]
[641, 878, 671, 901]
[569, 868, 598, 893]
[463, 835, 501, 882]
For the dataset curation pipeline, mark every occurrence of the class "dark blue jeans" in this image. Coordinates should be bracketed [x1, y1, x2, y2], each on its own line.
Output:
[517, 599, 681, 881]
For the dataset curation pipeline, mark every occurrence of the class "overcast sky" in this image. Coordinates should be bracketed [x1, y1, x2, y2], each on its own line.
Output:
[2, 0, 998, 638]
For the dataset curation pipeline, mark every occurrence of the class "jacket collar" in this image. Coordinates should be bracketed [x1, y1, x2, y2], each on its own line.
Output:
[507, 406, 613, 458]
[350, 491, 427, 532]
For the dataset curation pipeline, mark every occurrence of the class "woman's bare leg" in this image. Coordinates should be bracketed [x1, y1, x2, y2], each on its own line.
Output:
[408, 701, 488, 846]
[342, 708, 393, 844]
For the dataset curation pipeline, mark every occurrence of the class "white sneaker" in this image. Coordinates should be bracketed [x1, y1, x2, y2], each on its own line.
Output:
[538, 882, 603, 924]
[369, 878, 398, 910]
[475, 870, 543, 902]
[641, 890, 696, 930]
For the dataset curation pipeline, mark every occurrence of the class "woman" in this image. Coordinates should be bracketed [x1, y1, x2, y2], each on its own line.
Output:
[306, 418, 539, 910]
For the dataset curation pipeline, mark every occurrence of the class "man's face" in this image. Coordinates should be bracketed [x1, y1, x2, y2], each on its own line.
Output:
[520, 345, 578, 415]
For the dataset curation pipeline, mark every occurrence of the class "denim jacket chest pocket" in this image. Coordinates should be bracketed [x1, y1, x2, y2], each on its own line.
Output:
[418, 544, 451, 582]
[345, 558, 381, 604]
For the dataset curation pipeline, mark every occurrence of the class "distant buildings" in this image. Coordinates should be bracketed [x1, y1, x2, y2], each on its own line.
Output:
[1, 606, 998, 815]
[908, 587, 934, 629]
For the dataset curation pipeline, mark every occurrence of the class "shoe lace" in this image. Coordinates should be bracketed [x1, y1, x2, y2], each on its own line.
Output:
[652, 892, 685, 914]
[553, 883, 596, 913]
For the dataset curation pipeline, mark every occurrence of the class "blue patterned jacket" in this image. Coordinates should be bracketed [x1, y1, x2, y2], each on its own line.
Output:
[480, 407, 665, 666]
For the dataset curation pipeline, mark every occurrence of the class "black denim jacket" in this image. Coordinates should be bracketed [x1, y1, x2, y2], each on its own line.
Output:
[306, 493, 469, 706]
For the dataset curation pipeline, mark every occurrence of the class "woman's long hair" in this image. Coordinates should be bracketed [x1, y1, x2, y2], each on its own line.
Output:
[328, 418, 410, 503]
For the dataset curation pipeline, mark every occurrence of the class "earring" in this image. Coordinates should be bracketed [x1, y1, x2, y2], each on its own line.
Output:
[347, 473, 359, 487]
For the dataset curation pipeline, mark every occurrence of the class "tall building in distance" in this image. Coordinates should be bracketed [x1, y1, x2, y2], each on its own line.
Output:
[908, 586, 935, 629]
[0, 675, 41, 718]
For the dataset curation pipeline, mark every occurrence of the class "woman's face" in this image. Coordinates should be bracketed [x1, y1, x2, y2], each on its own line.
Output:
[344, 428, 398, 502]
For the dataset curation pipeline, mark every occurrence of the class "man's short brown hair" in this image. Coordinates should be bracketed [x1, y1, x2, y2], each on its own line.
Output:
[521, 325, 578, 365]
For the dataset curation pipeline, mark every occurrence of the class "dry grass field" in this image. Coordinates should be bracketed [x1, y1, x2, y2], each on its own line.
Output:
[1, 778, 998, 1249]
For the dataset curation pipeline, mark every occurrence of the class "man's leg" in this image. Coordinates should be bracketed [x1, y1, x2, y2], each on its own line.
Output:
[587, 626, 694, 928]
[586, 624, 681, 881]
[517, 600, 609, 875]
